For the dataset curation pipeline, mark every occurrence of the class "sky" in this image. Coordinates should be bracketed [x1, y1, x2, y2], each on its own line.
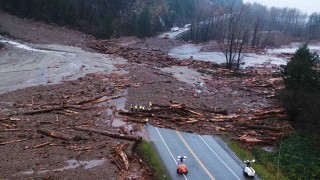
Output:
[243, 0, 319, 14]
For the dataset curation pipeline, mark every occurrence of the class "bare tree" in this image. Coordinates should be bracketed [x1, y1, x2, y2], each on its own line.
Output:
[218, 4, 251, 69]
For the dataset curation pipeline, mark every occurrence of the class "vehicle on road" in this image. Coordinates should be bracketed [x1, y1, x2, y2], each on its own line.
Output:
[184, 24, 191, 28]
[171, 27, 179, 32]
[243, 159, 256, 177]
[177, 156, 188, 175]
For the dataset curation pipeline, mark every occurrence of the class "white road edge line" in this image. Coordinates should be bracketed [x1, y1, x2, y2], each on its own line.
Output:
[199, 135, 241, 180]
[156, 127, 188, 180]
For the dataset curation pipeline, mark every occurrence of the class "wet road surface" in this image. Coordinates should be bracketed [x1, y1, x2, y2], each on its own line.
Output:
[148, 126, 258, 180]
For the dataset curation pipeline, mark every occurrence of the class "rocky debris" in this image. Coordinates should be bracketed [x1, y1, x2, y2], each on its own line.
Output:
[91, 39, 221, 70]
[0, 73, 150, 179]
[90, 37, 292, 145]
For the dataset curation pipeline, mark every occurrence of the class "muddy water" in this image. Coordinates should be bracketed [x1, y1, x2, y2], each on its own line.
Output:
[168, 44, 289, 68]
[267, 44, 320, 54]
[0, 36, 127, 94]
[161, 66, 210, 86]
[18, 159, 106, 176]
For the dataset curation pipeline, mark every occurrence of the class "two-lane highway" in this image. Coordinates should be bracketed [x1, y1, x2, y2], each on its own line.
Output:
[148, 126, 258, 180]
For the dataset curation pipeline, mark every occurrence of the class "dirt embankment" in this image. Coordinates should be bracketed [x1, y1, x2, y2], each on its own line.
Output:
[0, 11, 94, 48]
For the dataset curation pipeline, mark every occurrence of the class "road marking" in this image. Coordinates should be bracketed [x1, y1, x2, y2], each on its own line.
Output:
[199, 135, 241, 180]
[155, 128, 188, 180]
[176, 131, 215, 180]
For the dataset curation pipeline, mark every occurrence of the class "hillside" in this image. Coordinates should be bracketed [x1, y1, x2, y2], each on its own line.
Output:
[0, 0, 242, 38]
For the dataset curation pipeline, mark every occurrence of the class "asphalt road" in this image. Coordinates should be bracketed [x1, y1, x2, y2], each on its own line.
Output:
[148, 126, 258, 180]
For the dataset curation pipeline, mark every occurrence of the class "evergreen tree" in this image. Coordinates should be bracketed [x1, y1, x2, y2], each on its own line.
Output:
[281, 44, 320, 92]
[280, 45, 320, 132]
[137, 7, 152, 37]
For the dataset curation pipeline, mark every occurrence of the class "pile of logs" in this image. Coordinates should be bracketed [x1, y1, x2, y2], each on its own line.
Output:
[118, 99, 289, 145]
[110, 143, 131, 171]
[91, 41, 221, 70]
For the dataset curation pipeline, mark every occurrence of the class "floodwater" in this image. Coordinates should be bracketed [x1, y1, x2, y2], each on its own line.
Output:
[161, 66, 210, 86]
[168, 44, 290, 68]
[0, 36, 127, 94]
[267, 44, 320, 54]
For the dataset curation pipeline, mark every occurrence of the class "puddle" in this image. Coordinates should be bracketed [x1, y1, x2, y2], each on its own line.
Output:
[19, 159, 106, 176]
[56, 159, 106, 171]
[98, 89, 129, 127]
[161, 66, 209, 86]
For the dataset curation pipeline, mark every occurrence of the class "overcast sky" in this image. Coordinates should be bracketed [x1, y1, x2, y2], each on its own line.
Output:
[243, 0, 319, 14]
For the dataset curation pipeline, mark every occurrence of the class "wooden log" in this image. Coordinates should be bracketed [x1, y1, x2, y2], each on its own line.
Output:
[0, 139, 27, 146]
[241, 138, 263, 143]
[116, 144, 129, 170]
[37, 128, 74, 141]
[74, 126, 141, 141]
[22, 107, 63, 115]
[0, 117, 9, 121]
[68, 92, 110, 105]
[254, 108, 285, 116]
[241, 124, 281, 131]
[179, 118, 199, 124]
[33, 142, 51, 148]
[182, 109, 203, 117]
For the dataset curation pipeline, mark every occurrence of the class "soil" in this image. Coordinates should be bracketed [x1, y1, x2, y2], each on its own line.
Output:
[0, 11, 94, 49]
[0, 10, 291, 179]
[0, 12, 149, 180]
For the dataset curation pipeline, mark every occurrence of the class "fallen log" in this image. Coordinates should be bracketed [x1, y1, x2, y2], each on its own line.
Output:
[117, 144, 129, 170]
[254, 108, 285, 116]
[37, 128, 74, 141]
[179, 118, 199, 125]
[33, 142, 51, 148]
[0, 117, 8, 121]
[182, 109, 203, 117]
[22, 107, 63, 115]
[239, 135, 263, 143]
[67, 93, 109, 105]
[0, 139, 27, 146]
[1, 122, 16, 129]
[74, 126, 141, 141]
[241, 124, 281, 131]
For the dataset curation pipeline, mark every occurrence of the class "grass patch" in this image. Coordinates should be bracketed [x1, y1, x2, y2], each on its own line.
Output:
[135, 140, 170, 180]
[272, 132, 320, 180]
[221, 135, 287, 180]
[222, 132, 320, 179]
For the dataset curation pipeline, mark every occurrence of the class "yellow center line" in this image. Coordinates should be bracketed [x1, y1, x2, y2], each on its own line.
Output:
[176, 131, 215, 180]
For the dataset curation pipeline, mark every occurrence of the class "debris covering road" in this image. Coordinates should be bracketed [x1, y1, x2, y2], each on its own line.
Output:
[0, 11, 295, 180]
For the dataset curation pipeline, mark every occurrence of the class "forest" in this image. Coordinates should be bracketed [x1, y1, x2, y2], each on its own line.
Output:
[0, 0, 241, 38]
